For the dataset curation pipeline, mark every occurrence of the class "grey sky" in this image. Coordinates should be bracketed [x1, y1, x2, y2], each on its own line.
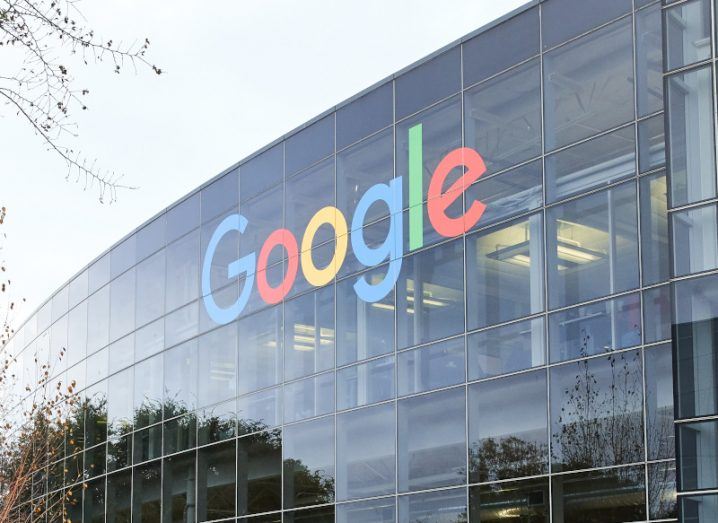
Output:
[2, 0, 526, 327]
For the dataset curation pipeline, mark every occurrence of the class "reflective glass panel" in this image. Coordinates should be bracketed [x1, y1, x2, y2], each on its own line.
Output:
[285, 114, 334, 176]
[336, 497, 396, 523]
[163, 339, 198, 416]
[106, 470, 132, 523]
[672, 203, 718, 277]
[469, 478, 549, 523]
[397, 336, 465, 396]
[165, 229, 200, 312]
[285, 158, 335, 246]
[238, 306, 282, 394]
[198, 324, 237, 408]
[643, 284, 672, 343]
[136, 250, 165, 327]
[398, 488, 467, 523]
[645, 343, 676, 460]
[542, 0, 631, 49]
[162, 451, 196, 523]
[336, 81, 392, 150]
[132, 460, 162, 522]
[679, 420, 718, 490]
[240, 143, 283, 203]
[638, 115, 666, 174]
[237, 430, 283, 516]
[337, 355, 395, 411]
[636, 4, 664, 117]
[283, 371, 334, 423]
[665, 0, 712, 71]
[134, 353, 163, 428]
[640, 171, 670, 285]
[197, 441, 236, 521]
[395, 47, 460, 120]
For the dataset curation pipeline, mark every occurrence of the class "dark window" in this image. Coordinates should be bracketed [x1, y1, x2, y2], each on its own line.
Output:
[285, 115, 334, 176]
[645, 343, 676, 460]
[201, 169, 238, 223]
[198, 441, 236, 521]
[163, 413, 197, 455]
[551, 466, 646, 522]
[240, 143, 283, 203]
[198, 399, 236, 445]
[106, 470, 132, 523]
[398, 488, 467, 523]
[639, 171, 670, 284]
[464, 59, 542, 172]
[467, 214, 544, 330]
[398, 387, 466, 492]
[336, 403, 395, 501]
[469, 478, 549, 523]
[541, 0, 631, 50]
[337, 82, 393, 150]
[395, 47, 460, 120]
[550, 351, 644, 471]
[107, 434, 132, 472]
[680, 493, 718, 521]
[463, 7, 539, 86]
[467, 317, 545, 380]
[649, 461, 678, 520]
[335, 497, 395, 523]
[133, 425, 162, 464]
[237, 430, 282, 516]
[132, 460, 162, 522]
[397, 337, 465, 396]
[469, 370, 548, 483]
[166, 193, 200, 244]
[238, 305, 282, 394]
[284, 506, 335, 523]
[283, 416, 335, 508]
[543, 17, 634, 151]
[679, 420, 718, 491]
[83, 477, 105, 523]
[162, 451, 196, 523]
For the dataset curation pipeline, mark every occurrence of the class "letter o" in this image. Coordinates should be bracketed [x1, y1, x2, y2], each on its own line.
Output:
[301, 206, 348, 287]
[257, 229, 299, 304]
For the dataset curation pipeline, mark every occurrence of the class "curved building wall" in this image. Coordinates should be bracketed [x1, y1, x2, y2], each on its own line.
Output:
[2, 0, 692, 521]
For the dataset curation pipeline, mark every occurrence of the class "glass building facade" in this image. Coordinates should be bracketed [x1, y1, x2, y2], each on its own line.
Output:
[5, 0, 718, 521]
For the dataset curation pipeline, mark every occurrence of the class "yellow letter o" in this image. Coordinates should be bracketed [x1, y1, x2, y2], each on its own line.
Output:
[301, 206, 348, 287]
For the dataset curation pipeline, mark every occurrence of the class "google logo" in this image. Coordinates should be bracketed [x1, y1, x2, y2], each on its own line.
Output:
[202, 124, 488, 325]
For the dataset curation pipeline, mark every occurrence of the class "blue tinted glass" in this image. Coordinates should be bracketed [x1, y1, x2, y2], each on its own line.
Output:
[395, 47, 460, 120]
[465, 160, 543, 231]
[337, 355, 395, 411]
[240, 143, 283, 203]
[336, 497, 395, 523]
[238, 306, 282, 395]
[550, 351, 644, 471]
[87, 284, 110, 353]
[284, 286, 334, 381]
[285, 115, 334, 176]
[336, 403, 396, 501]
[136, 214, 165, 262]
[201, 169, 238, 223]
[134, 353, 162, 428]
[398, 488, 466, 522]
[283, 372, 334, 423]
[165, 300, 199, 349]
[636, 4, 664, 117]
[337, 82, 393, 150]
[549, 293, 642, 363]
[107, 368, 133, 437]
[665, 0, 712, 71]
[88, 253, 110, 295]
[469, 370, 548, 483]
[135, 318, 163, 361]
[542, 0, 631, 49]
[546, 126, 636, 204]
[672, 204, 718, 277]
[679, 420, 718, 490]
[543, 17, 634, 151]
[166, 193, 200, 244]
[467, 317, 545, 380]
[285, 158, 335, 246]
[464, 59, 542, 172]
[645, 343, 675, 460]
[68, 270, 88, 309]
[201, 211, 240, 294]
[463, 7, 539, 86]
[397, 337, 465, 396]
[467, 214, 544, 330]
[398, 387, 466, 491]
[239, 185, 283, 264]
[643, 285, 672, 344]
[638, 115, 666, 174]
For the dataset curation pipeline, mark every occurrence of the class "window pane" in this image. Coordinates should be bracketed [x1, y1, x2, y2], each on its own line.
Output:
[283, 416, 335, 508]
[133, 425, 162, 464]
[69, 270, 88, 309]
[547, 183, 639, 309]
[283, 371, 334, 423]
[396, 95, 461, 208]
[285, 114, 334, 176]
[163, 339, 198, 416]
[166, 193, 200, 244]
[337, 127, 393, 223]
[336, 82, 392, 150]
[110, 268, 135, 342]
[638, 115, 666, 173]
[674, 273, 718, 418]
[163, 413, 197, 455]
[107, 434, 131, 473]
[239, 185, 283, 265]
[649, 461, 678, 520]
[336, 497, 396, 523]
[467, 214, 544, 330]
[336, 266, 395, 366]
[467, 317, 545, 380]
[541, 0, 631, 49]
[136, 318, 164, 362]
[198, 399, 236, 446]
[545, 125, 635, 204]
[337, 403, 395, 501]
[549, 293, 642, 363]
[395, 47, 460, 120]
[469, 370, 548, 483]
[201, 211, 239, 294]
[198, 324, 237, 408]
[465, 160, 543, 231]
[285, 158, 335, 246]
[643, 284, 672, 343]
[165, 229, 200, 312]
[543, 17, 634, 150]
[136, 250, 165, 327]
[162, 451, 196, 522]
[83, 477, 105, 523]
[88, 253, 110, 295]
[672, 203, 718, 277]
[551, 466, 646, 521]
[550, 351, 644, 471]
[132, 461, 162, 522]
[237, 430, 282, 516]
[469, 478, 549, 523]
[337, 355, 395, 410]
[106, 470, 132, 522]
[284, 506, 334, 523]
[397, 240, 465, 349]
[398, 488, 467, 523]
[238, 306, 282, 394]
[197, 441, 236, 521]
[397, 337, 465, 396]
[640, 171, 670, 284]
[134, 353, 163, 428]
[463, 7, 539, 86]
[665, 0, 712, 71]
[136, 214, 165, 263]
[636, 4, 664, 117]
[107, 368, 133, 437]
[464, 59, 541, 172]
[87, 284, 110, 353]
[645, 343, 676, 460]
[111, 236, 136, 280]
[201, 170, 238, 223]
[240, 143, 283, 203]
[237, 387, 282, 435]
[284, 286, 335, 381]
[398, 387, 466, 492]
[679, 420, 718, 490]
[681, 493, 718, 521]
[667, 65, 716, 206]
